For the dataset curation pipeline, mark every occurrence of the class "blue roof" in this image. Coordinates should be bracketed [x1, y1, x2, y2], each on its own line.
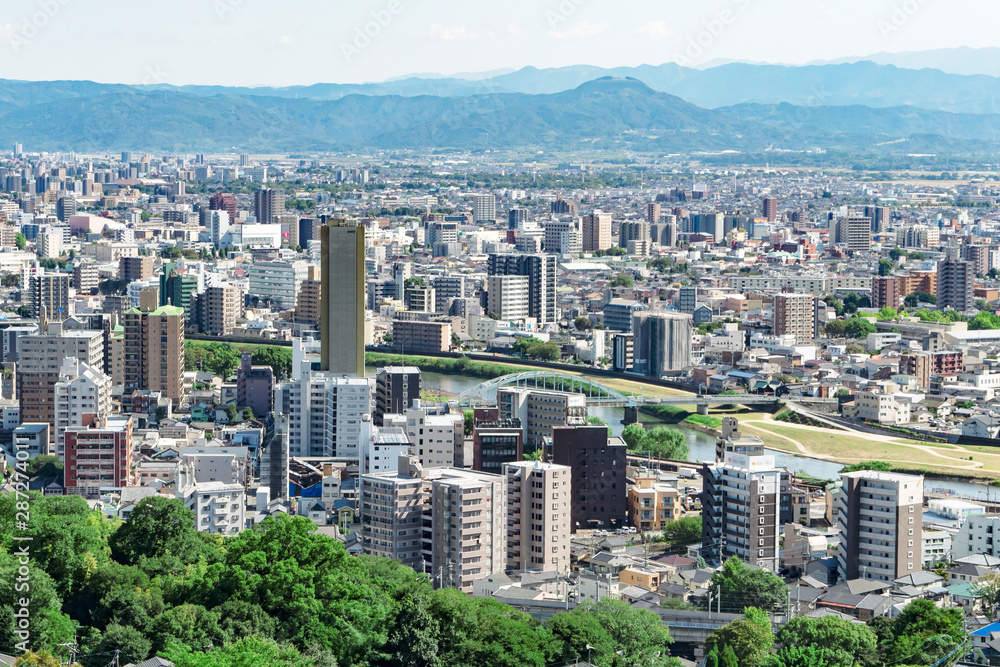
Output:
[728, 371, 757, 379]
[971, 622, 1000, 637]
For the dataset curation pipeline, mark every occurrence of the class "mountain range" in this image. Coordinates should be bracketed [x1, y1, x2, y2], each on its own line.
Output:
[4, 76, 1000, 155]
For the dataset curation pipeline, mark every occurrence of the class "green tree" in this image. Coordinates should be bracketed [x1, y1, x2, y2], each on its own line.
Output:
[892, 599, 964, 645]
[823, 296, 844, 317]
[108, 497, 208, 567]
[225, 402, 238, 423]
[574, 316, 593, 330]
[774, 615, 877, 667]
[464, 410, 475, 436]
[155, 406, 167, 423]
[876, 306, 898, 321]
[548, 598, 675, 667]
[14, 653, 60, 667]
[148, 604, 229, 655]
[704, 608, 773, 667]
[844, 317, 876, 339]
[163, 637, 311, 667]
[888, 247, 906, 260]
[765, 645, 832, 667]
[660, 515, 702, 546]
[720, 645, 738, 667]
[840, 461, 893, 473]
[969, 311, 1000, 330]
[823, 319, 846, 337]
[709, 557, 787, 613]
[877, 259, 894, 276]
[14, 232, 26, 250]
[609, 273, 635, 288]
[250, 346, 293, 379]
[96, 624, 153, 663]
[242, 406, 255, 421]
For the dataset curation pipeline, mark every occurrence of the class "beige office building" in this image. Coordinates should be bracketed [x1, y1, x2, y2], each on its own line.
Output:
[124, 290, 185, 403]
[202, 283, 242, 336]
[505, 460, 571, 573]
[582, 212, 612, 252]
[773, 293, 816, 344]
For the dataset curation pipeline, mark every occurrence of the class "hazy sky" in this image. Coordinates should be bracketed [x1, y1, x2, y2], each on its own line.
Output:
[0, 0, 996, 86]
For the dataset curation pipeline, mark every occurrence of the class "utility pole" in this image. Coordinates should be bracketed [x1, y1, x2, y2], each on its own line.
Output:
[717, 585, 721, 615]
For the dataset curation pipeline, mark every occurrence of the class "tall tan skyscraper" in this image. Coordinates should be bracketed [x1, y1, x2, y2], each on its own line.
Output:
[582, 212, 612, 252]
[505, 460, 571, 573]
[321, 220, 365, 377]
[124, 288, 185, 406]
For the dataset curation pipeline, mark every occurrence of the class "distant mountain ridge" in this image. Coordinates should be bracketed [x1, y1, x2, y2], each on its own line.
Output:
[4, 77, 1000, 155]
[7, 56, 1000, 115]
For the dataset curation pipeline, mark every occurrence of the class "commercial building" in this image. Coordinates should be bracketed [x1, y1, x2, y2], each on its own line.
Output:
[321, 220, 365, 377]
[206, 209, 231, 248]
[360, 455, 506, 592]
[544, 219, 582, 255]
[836, 471, 923, 582]
[73, 262, 100, 295]
[582, 212, 612, 252]
[631, 311, 693, 376]
[835, 215, 872, 252]
[498, 388, 587, 449]
[550, 425, 627, 532]
[248, 260, 310, 310]
[619, 220, 651, 247]
[505, 460, 572, 573]
[872, 276, 905, 310]
[472, 410, 523, 475]
[762, 197, 777, 222]
[773, 293, 816, 344]
[64, 415, 134, 498]
[604, 298, 646, 332]
[374, 366, 421, 425]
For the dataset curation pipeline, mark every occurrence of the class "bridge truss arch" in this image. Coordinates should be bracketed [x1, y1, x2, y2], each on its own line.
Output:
[450, 371, 638, 408]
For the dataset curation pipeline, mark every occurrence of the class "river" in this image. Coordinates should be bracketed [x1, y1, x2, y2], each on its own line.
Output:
[368, 367, 998, 501]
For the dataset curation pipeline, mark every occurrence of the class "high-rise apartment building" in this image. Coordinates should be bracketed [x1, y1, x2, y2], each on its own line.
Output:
[294, 265, 322, 328]
[544, 219, 582, 255]
[619, 220, 651, 247]
[360, 455, 506, 592]
[472, 409, 523, 475]
[472, 193, 496, 223]
[206, 209, 231, 248]
[773, 293, 816, 344]
[762, 197, 777, 222]
[64, 415, 134, 498]
[199, 283, 241, 336]
[374, 366, 421, 425]
[19, 325, 104, 428]
[505, 460, 571, 573]
[939, 251, 974, 312]
[498, 388, 587, 449]
[248, 260, 310, 310]
[702, 451, 781, 571]
[236, 352, 273, 419]
[123, 290, 184, 404]
[631, 311, 693, 376]
[678, 286, 698, 314]
[486, 275, 530, 320]
[321, 220, 365, 377]
[120, 256, 153, 284]
[382, 403, 464, 469]
[835, 216, 872, 252]
[550, 425, 627, 532]
[872, 276, 905, 310]
[29, 274, 71, 320]
[73, 262, 100, 295]
[253, 187, 285, 224]
[53, 358, 112, 456]
[582, 212, 612, 252]
[646, 203, 661, 224]
[277, 371, 372, 458]
[836, 471, 923, 582]
[209, 192, 238, 220]
[487, 254, 557, 325]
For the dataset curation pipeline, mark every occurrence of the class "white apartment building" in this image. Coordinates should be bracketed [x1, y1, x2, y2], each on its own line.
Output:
[278, 371, 373, 458]
[953, 515, 1000, 560]
[53, 358, 112, 456]
[836, 471, 923, 582]
[207, 209, 230, 248]
[852, 390, 911, 425]
[486, 275, 530, 320]
[383, 401, 464, 469]
[359, 422, 411, 475]
[505, 460, 572, 574]
[472, 193, 496, 223]
[176, 479, 245, 536]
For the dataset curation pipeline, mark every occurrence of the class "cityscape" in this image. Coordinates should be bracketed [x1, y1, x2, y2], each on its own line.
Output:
[5, 2, 1000, 667]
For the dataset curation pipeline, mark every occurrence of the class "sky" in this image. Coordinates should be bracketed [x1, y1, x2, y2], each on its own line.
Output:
[0, 0, 998, 87]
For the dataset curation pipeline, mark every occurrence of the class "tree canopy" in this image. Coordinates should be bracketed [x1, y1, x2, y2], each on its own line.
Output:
[708, 557, 787, 613]
[621, 424, 690, 460]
